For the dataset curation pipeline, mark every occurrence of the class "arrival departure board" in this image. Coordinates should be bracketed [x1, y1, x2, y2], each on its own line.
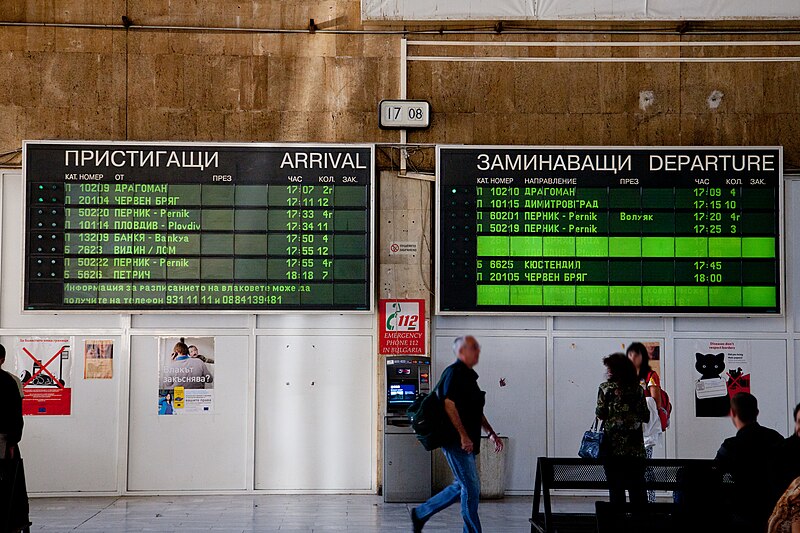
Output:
[437, 146, 782, 315]
[24, 142, 373, 312]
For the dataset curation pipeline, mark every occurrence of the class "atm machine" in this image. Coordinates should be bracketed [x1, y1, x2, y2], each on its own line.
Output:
[383, 356, 433, 502]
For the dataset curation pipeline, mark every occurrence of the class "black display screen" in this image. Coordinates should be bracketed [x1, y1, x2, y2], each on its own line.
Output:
[24, 142, 373, 311]
[388, 383, 417, 404]
[437, 146, 782, 314]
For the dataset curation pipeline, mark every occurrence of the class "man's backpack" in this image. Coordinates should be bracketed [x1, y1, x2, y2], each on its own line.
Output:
[407, 382, 447, 451]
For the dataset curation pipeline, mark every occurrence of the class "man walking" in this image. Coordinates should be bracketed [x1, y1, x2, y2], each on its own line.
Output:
[411, 335, 503, 533]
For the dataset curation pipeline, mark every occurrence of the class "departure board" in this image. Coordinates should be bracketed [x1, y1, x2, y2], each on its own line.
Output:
[437, 146, 782, 315]
[24, 142, 373, 312]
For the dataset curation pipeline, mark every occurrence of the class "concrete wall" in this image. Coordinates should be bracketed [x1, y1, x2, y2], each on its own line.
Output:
[0, 1, 400, 157]
[2, 5, 800, 164]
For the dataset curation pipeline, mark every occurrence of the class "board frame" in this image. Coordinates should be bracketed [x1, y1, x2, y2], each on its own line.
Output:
[22, 140, 376, 314]
[435, 144, 785, 317]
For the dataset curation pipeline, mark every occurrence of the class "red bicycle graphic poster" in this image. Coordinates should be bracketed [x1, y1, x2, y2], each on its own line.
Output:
[14, 337, 73, 416]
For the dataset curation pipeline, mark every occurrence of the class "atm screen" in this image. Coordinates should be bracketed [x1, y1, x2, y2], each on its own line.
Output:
[388, 383, 417, 404]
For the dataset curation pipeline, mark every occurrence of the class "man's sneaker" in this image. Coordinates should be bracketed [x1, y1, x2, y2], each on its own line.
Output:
[410, 507, 424, 532]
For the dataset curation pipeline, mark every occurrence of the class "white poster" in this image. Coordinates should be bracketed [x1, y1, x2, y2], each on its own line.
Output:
[694, 340, 751, 418]
[14, 337, 73, 416]
[158, 337, 215, 415]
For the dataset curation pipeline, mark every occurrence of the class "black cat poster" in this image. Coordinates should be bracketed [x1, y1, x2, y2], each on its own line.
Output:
[695, 341, 751, 417]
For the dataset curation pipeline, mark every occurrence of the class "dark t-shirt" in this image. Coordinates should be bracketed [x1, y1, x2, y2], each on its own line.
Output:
[777, 433, 800, 493]
[0, 370, 23, 444]
[715, 422, 785, 526]
[437, 359, 485, 454]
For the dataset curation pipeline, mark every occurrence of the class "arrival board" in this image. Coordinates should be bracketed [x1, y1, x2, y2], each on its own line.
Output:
[24, 142, 373, 311]
[437, 146, 782, 315]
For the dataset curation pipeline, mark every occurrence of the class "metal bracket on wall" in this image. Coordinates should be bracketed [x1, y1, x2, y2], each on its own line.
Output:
[397, 172, 435, 182]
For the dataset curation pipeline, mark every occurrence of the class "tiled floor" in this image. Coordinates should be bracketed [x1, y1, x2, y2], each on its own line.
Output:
[27, 494, 581, 532]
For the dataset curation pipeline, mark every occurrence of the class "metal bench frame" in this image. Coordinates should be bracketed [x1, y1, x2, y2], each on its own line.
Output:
[529, 457, 734, 533]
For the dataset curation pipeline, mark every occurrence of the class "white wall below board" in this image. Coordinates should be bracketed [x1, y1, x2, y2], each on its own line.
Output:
[673, 338, 789, 459]
[8, 335, 121, 493]
[433, 334, 547, 492]
[552, 338, 667, 460]
[254, 335, 374, 491]
[127, 335, 249, 491]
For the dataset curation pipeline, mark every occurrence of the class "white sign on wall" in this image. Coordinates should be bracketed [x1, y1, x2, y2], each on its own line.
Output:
[389, 241, 418, 256]
[362, 0, 800, 21]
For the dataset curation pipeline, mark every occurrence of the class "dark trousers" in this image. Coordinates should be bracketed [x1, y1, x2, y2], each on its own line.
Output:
[603, 457, 646, 505]
[1, 445, 30, 532]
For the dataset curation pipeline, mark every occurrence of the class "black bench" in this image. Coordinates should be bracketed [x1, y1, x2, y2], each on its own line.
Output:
[530, 457, 735, 533]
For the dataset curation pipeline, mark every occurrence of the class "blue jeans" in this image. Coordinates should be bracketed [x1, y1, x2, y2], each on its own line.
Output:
[415, 445, 481, 533]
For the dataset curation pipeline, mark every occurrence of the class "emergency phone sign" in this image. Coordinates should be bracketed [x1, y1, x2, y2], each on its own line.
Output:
[379, 299, 426, 355]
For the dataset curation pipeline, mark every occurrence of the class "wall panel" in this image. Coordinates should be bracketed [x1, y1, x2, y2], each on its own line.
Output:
[4, 334, 121, 493]
[672, 338, 789, 458]
[433, 334, 547, 491]
[127, 335, 249, 491]
[255, 334, 373, 490]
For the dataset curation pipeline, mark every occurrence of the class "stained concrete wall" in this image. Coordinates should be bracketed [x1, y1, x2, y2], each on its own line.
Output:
[0, 1, 401, 160]
[2, 4, 800, 164]
[407, 37, 800, 168]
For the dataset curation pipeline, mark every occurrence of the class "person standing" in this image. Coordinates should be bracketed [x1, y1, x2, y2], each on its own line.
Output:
[411, 336, 504, 533]
[160, 340, 213, 390]
[627, 342, 663, 503]
[716, 392, 785, 532]
[188, 345, 214, 364]
[776, 403, 800, 494]
[596, 352, 649, 505]
[0, 343, 30, 531]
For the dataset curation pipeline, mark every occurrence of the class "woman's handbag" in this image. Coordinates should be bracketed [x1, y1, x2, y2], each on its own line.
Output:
[578, 418, 604, 459]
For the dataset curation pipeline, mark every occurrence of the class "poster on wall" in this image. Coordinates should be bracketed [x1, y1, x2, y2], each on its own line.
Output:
[14, 337, 73, 415]
[694, 340, 751, 418]
[643, 341, 661, 378]
[158, 337, 215, 415]
[84, 340, 113, 379]
[379, 299, 426, 355]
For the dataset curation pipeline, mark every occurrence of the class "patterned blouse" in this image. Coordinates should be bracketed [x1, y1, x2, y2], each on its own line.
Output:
[595, 381, 649, 458]
[769, 476, 800, 533]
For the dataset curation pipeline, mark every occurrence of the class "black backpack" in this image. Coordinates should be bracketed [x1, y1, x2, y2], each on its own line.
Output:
[406, 375, 447, 451]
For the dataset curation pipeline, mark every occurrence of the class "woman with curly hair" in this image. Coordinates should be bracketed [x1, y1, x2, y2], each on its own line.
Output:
[596, 352, 650, 504]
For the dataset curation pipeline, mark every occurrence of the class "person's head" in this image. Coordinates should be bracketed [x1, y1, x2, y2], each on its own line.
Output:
[453, 335, 481, 368]
[0, 343, 5, 367]
[793, 403, 800, 437]
[730, 392, 759, 429]
[626, 342, 651, 378]
[172, 340, 189, 358]
[166, 392, 171, 403]
[603, 352, 639, 387]
[188, 345, 199, 357]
